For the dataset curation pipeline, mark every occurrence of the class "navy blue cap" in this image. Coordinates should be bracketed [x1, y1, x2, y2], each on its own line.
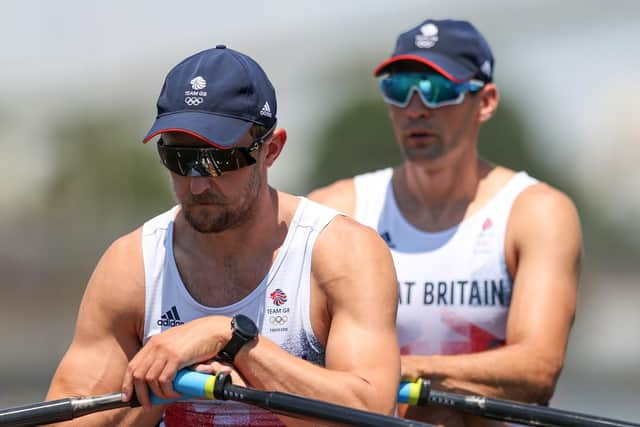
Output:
[374, 19, 494, 83]
[143, 45, 277, 148]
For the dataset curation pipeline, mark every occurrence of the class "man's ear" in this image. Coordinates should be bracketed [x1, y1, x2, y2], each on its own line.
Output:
[478, 83, 499, 123]
[263, 128, 287, 167]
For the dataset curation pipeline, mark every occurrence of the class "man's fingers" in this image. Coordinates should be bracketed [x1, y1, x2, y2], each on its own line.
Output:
[145, 359, 168, 399]
[208, 360, 232, 373]
[121, 369, 133, 402]
[159, 361, 182, 399]
[134, 377, 152, 410]
[158, 380, 181, 400]
[193, 363, 215, 373]
[229, 369, 248, 387]
[147, 379, 163, 402]
[192, 360, 232, 374]
[190, 362, 246, 386]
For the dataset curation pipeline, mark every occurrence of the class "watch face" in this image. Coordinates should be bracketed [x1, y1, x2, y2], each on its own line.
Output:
[234, 314, 259, 338]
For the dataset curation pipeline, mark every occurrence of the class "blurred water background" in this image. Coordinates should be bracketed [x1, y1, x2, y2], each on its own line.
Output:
[1, 0, 639, 423]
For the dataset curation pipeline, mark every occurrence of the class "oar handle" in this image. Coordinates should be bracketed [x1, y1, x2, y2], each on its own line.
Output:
[398, 379, 640, 427]
[150, 370, 228, 405]
[156, 371, 434, 427]
[398, 379, 431, 406]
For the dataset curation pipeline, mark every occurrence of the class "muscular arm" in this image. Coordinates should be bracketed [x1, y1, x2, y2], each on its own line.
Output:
[402, 185, 582, 404]
[119, 215, 400, 426]
[46, 229, 164, 426]
[233, 216, 401, 425]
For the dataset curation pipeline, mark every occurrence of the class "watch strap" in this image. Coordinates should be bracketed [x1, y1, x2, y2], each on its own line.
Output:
[217, 333, 248, 363]
[217, 315, 258, 364]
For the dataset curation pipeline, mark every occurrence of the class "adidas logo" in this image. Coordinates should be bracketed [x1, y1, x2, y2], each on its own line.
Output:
[259, 101, 272, 118]
[156, 305, 184, 327]
[380, 231, 396, 249]
[480, 60, 492, 78]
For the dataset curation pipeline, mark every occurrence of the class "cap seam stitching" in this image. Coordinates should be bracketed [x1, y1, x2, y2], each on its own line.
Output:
[226, 52, 254, 119]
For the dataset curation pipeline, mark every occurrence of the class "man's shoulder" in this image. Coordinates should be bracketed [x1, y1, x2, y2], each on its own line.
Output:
[313, 214, 389, 272]
[307, 178, 356, 216]
[311, 213, 397, 302]
[104, 226, 143, 260]
[514, 180, 578, 218]
[509, 179, 581, 244]
[487, 166, 576, 216]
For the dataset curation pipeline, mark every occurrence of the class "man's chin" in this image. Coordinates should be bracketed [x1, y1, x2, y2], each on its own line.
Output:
[404, 149, 445, 162]
[183, 208, 232, 234]
[186, 202, 226, 210]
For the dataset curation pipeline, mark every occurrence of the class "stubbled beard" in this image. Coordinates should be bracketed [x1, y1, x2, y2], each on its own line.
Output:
[181, 168, 262, 234]
[401, 141, 445, 161]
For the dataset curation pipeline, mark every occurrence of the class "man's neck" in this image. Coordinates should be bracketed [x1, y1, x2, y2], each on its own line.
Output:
[172, 188, 294, 306]
[176, 187, 285, 260]
[393, 153, 493, 231]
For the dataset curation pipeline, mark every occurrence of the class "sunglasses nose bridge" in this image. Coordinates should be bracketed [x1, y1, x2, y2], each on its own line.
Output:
[187, 167, 208, 177]
[406, 89, 435, 115]
[188, 169, 219, 195]
[184, 152, 221, 177]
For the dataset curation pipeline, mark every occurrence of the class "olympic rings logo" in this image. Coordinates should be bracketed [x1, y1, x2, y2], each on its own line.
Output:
[184, 96, 204, 106]
[269, 315, 288, 325]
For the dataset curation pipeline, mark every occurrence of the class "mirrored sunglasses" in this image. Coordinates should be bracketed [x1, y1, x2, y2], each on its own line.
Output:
[156, 124, 276, 177]
[380, 72, 484, 109]
[157, 139, 261, 177]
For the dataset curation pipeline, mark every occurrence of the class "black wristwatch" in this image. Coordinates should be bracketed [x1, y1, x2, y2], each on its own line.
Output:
[217, 314, 259, 364]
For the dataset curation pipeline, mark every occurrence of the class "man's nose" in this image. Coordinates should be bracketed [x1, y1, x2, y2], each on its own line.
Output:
[405, 92, 433, 119]
[189, 175, 216, 195]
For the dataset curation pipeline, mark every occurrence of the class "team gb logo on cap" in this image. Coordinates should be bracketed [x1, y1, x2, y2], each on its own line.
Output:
[184, 76, 208, 107]
[190, 76, 207, 90]
[415, 23, 439, 48]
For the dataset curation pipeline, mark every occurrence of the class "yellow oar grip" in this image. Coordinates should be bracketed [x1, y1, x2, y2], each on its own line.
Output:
[408, 378, 423, 406]
[204, 373, 218, 400]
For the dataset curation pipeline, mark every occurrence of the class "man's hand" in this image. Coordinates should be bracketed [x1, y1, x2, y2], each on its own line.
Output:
[192, 358, 248, 387]
[121, 315, 232, 409]
[400, 355, 428, 382]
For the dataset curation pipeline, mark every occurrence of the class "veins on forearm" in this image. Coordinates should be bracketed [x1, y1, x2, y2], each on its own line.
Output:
[404, 348, 557, 403]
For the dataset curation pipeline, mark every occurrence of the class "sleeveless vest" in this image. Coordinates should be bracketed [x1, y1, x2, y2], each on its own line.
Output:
[354, 168, 537, 355]
[142, 198, 339, 426]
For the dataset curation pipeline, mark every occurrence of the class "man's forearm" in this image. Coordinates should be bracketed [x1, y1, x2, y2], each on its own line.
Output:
[403, 343, 563, 403]
[235, 337, 396, 417]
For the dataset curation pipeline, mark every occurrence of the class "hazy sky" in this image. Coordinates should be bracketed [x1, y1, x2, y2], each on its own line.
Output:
[1, 0, 639, 221]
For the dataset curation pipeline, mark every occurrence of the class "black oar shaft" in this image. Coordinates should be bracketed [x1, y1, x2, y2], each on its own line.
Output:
[428, 389, 640, 427]
[0, 398, 74, 427]
[0, 393, 130, 427]
[221, 383, 430, 427]
[70, 393, 132, 417]
[0, 372, 434, 427]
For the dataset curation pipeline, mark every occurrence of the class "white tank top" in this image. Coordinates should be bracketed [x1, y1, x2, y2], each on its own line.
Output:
[142, 197, 339, 426]
[354, 168, 537, 356]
